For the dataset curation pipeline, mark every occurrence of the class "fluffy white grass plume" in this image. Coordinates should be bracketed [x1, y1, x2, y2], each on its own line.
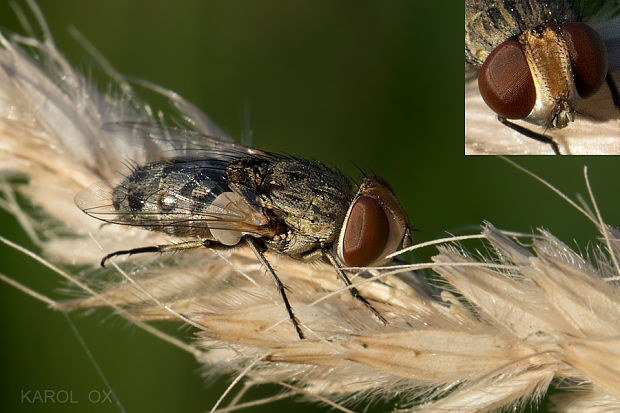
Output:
[465, 11, 620, 155]
[2, 4, 620, 412]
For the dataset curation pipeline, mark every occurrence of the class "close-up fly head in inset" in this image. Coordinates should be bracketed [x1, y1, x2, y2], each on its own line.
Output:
[465, 0, 620, 154]
[76, 125, 412, 339]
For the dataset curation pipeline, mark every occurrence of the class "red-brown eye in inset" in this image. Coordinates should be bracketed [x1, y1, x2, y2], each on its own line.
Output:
[562, 22, 608, 99]
[478, 39, 536, 119]
[341, 196, 389, 267]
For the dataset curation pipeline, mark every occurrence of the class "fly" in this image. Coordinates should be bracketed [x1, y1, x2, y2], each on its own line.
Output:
[76, 125, 412, 339]
[465, 0, 620, 154]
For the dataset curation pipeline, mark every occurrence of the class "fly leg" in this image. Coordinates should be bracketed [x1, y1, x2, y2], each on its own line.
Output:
[606, 72, 620, 110]
[100, 240, 221, 267]
[324, 251, 387, 325]
[498, 116, 561, 155]
[245, 237, 305, 340]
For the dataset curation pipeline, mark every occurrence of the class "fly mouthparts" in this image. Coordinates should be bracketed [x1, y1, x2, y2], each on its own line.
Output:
[550, 101, 574, 129]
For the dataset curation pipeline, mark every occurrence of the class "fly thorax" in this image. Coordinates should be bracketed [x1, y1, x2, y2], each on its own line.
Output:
[266, 230, 319, 258]
[260, 159, 351, 243]
[519, 24, 578, 129]
[298, 203, 342, 242]
[265, 192, 346, 255]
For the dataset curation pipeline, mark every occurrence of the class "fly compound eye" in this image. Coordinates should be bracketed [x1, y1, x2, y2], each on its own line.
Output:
[561, 22, 608, 99]
[478, 39, 536, 119]
[341, 196, 389, 267]
[337, 176, 410, 267]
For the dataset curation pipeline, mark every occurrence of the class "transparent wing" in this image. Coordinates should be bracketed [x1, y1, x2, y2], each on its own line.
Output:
[101, 121, 272, 166]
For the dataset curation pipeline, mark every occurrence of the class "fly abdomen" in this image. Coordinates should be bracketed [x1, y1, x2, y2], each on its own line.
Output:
[112, 159, 231, 237]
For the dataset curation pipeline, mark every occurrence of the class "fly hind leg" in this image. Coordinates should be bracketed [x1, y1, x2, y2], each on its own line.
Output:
[100, 240, 222, 267]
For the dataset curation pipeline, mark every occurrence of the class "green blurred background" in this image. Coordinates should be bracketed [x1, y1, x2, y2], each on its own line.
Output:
[0, 1, 618, 412]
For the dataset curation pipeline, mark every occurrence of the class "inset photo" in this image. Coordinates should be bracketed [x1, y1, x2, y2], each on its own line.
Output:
[465, 0, 620, 155]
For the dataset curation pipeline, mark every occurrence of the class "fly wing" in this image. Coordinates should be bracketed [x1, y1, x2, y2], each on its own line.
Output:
[75, 158, 274, 243]
[101, 121, 272, 166]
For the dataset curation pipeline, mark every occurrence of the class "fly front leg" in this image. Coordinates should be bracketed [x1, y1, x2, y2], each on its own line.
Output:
[245, 237, 305, 339]
[100, 240, 223, 267]
[323, 251, 387, 325]
[606, 72, 620, 110]
[497, 116, 561, 155]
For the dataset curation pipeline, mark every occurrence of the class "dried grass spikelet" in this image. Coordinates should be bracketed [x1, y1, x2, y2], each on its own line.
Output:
[465, 13, 620, 155]
[2, 3, 620, 412]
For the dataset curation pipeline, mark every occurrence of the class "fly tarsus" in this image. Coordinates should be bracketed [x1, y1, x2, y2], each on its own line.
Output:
[101, 245, 161, 267]
[245, 237, 305, 340]
[100, 240, 213, 267]
[324, 251, 387, 325]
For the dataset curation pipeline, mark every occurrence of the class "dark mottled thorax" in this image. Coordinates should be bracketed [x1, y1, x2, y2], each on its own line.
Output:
[226, 156, 352, 257]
